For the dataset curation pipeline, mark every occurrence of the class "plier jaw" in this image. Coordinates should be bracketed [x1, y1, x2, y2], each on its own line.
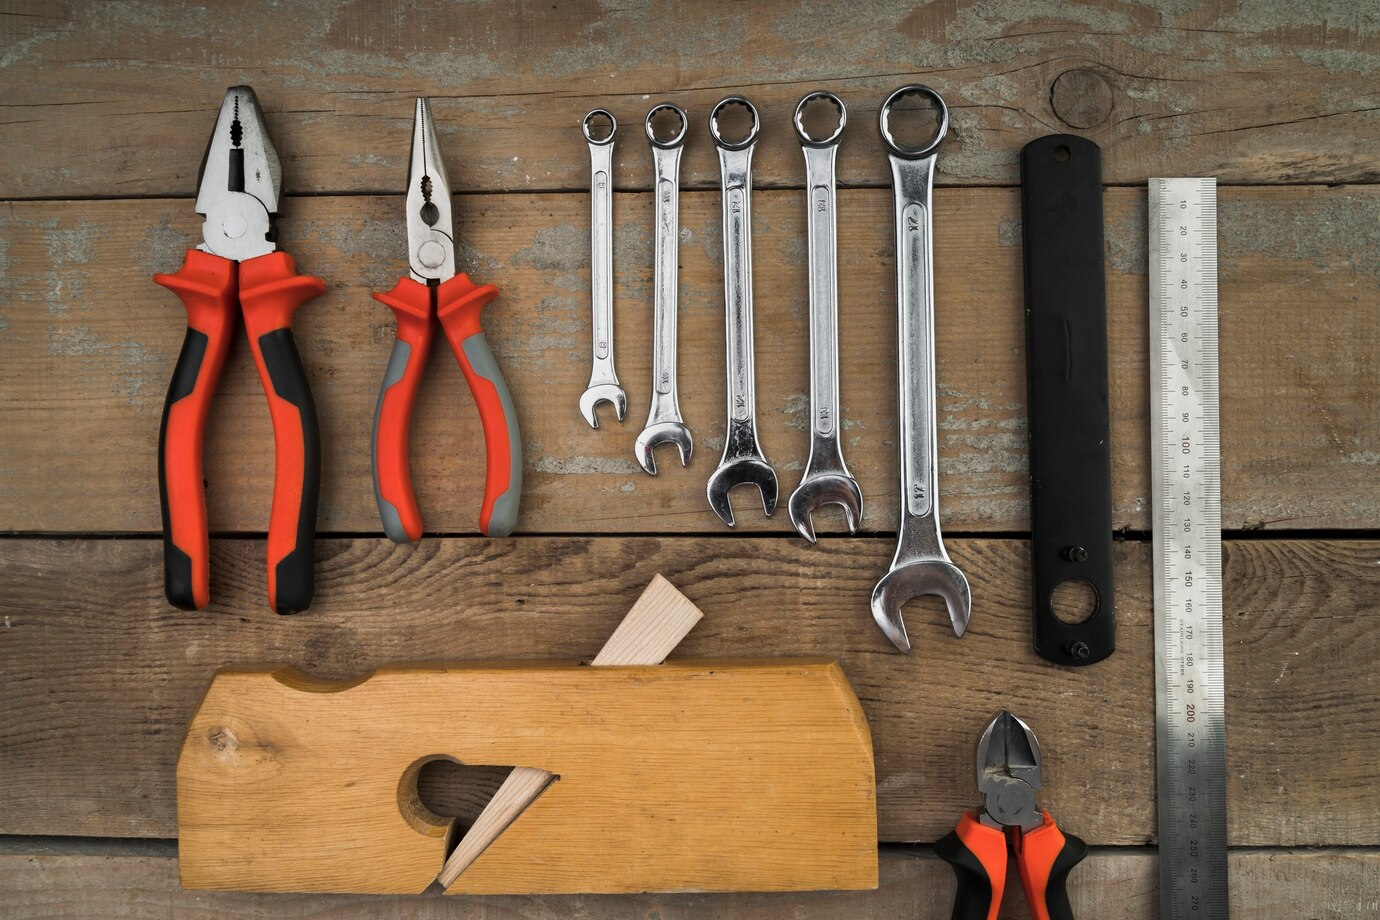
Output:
[406, 97, 456, 283]
[195, 85, 281, 262]
[977, 709, 1045, 832]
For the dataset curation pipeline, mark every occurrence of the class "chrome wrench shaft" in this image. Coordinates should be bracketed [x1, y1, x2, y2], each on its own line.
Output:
[706, 97, 776, 526]
[870, 86, 971, 653]
[787, 92, 863, 543]
[634, 103, 692, 475]
[579, 109, 626, 428]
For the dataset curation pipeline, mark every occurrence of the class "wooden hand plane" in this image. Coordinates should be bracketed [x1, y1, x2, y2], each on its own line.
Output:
[177, 576, 878, 895]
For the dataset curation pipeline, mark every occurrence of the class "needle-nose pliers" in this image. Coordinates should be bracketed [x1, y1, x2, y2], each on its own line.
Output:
[937, 710, 1088, 920]
[370, 98, 521, 541]
[154, 86, 325, 614]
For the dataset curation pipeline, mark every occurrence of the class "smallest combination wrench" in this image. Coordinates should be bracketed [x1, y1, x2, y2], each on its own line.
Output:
[579, 109, 626, 428]
[870, 86, 972, 653]
[706, 96, 777, 527]
[787, 91, 864, 543]
[634, 103, 693, 475]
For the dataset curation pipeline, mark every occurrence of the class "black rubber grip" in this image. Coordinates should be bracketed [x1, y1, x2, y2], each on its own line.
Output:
[258, 328, 320, 615]
[159, 328, 209, 610]
[1042, 831, 1088, 920]
[935, 828, 998, 920]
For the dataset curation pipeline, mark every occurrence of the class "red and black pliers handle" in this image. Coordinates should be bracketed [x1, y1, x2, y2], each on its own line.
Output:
[155, 248, 325, 613]
[371, 273, 522, 542]
[936, 811, 1088, 920]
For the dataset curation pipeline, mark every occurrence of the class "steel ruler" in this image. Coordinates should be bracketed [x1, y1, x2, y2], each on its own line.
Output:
[1150, 177, 1229, 918]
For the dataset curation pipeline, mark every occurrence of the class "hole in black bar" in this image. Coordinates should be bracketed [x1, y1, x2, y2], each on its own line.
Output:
[885, 91, 942, 150]
[649, 106, 684, 144]
[1054, 144, 1071, 162]
[585, 111, 614, 143]
[712, 100, 755, 145]
[1049, 578, 1098, 624]
[798, 94, 843, 142]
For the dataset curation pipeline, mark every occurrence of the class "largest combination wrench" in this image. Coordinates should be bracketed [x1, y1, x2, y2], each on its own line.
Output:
[706, 96, 777, 526]
[634, 103, 693, 475]
[579, 109, 626, 428]
[787, 91, 864, 543]
[870, 86, 971, 653]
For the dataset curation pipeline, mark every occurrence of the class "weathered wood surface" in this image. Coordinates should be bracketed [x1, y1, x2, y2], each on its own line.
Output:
[3, 1, 1379, 197]
[3, 187, 1376, 534]
[1, 537, 1375, 846]
[2, 849, 1377, 919]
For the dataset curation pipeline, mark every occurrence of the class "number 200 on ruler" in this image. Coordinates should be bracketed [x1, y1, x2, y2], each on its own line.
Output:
[1150, 177, 1228, 918]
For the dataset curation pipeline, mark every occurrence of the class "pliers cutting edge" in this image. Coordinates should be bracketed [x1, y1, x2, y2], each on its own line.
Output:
[937, 711, 1088, 920]
[370, 98, 521, 541]
[155, 86, 324, 614]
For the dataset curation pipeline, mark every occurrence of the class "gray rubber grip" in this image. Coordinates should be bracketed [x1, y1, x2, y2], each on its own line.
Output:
[371, 338, 412, 543]
[462, 332, 522, 537]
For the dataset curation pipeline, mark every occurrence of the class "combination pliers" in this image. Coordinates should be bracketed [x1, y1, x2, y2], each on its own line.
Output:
[937, 710, 1088, 920]
[155, 86, 325, 614]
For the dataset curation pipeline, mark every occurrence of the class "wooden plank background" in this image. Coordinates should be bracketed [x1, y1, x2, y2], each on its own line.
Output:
[1, 0, 1377, 917]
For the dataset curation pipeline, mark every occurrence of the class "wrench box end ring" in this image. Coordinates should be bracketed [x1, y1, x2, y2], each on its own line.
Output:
[709, 95, 760, 150]
[583, 109, 618, 145]
[879, 85, 949, 159]
[645, 102, 689, 149]
[794, 91, 847, 147]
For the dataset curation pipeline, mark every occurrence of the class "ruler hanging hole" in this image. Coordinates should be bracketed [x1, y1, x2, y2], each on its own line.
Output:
[1054, 144, 1071, 163]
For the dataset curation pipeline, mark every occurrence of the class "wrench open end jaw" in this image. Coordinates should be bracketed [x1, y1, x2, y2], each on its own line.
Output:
[787, 474, 862, 544]
[579, 383, 627, 429]
[870, 559, 972, 653]
[706, 458, 778, 527]
[634, 421, 692, 476]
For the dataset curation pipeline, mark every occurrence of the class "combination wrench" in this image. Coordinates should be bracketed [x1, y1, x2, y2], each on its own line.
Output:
[579, 109, 626, 428]
[706, 96, 777, 526]
[634, 103, 693, 475]
[869, 86, 972, 653]
[786, 91, 864, 543]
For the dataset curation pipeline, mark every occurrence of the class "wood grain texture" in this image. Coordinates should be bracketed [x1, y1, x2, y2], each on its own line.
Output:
[591, 573, 702, 665]
[2, 849, 1378, 919]
[1, 537, 1375, 846]
[2, 188, 1375, 534]
[2, 1, 1378, 197]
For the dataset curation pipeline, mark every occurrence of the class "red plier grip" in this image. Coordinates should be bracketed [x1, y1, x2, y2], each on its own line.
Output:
[154, 250, 238, 611]
[372, 273, 522, 540]
[436, 273, 521, 537]
[1013, 813, 1087, 920]
[238, 251, 326, 614]
[936, 811, 1086, 920]
[371, 277, 435, 542]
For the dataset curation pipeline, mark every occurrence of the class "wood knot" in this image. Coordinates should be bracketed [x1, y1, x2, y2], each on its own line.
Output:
[1050, 69, 1113, 129]
[207, 726, 239, 757]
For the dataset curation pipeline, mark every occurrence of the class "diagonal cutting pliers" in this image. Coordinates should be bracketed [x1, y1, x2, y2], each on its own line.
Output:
[154, 86, 325, 614]
[936, 710, 1088, 920]
[370, 98, 521, 542]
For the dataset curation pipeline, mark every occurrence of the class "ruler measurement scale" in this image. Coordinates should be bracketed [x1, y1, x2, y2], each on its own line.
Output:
[1150, 177, 1229, 918]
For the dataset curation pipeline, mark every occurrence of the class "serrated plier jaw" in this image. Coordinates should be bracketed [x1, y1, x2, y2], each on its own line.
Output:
[195, 86, 281, 262]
